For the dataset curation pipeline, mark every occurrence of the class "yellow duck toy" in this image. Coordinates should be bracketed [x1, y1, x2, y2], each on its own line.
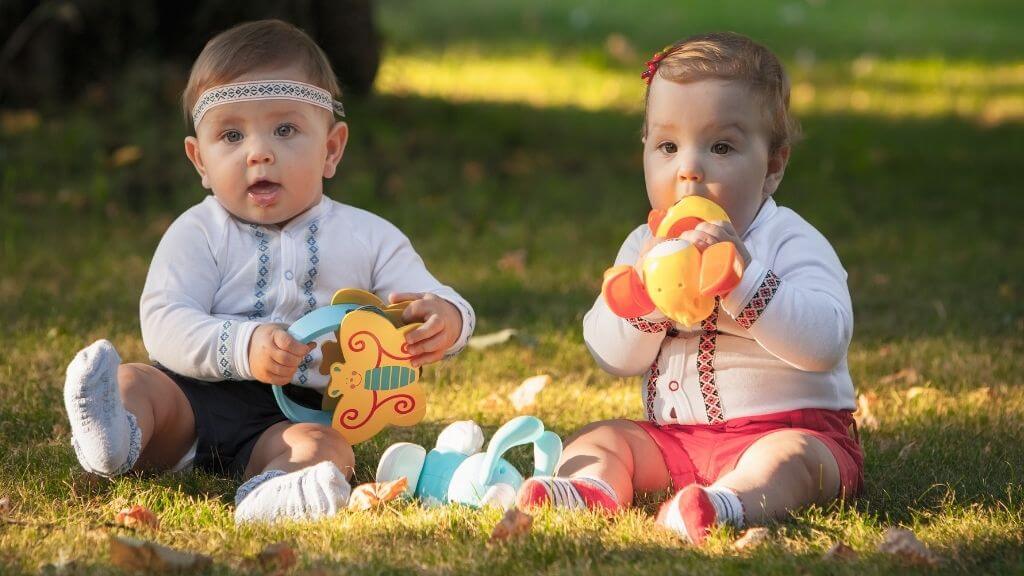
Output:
[602, 196, 745, 328]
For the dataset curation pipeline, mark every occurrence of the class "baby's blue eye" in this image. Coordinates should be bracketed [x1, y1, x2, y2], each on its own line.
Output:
[711, 142, 732, 155]
[275, 124, 296, 137]
[658, 142, 678, 154]
[222, 130, 243, 143]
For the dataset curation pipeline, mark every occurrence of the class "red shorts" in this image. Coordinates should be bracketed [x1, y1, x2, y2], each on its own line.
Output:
[635, 408, 863, 498]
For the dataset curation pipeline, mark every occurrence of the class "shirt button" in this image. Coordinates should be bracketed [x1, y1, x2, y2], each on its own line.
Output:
[284, 270, 294, 280]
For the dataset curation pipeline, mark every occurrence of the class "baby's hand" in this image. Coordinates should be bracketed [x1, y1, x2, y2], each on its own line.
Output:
[389, 292, 463, 367]
[679, 220, 752, 266]
[635, 235, 665, 272]
[248, 324, 315, 385]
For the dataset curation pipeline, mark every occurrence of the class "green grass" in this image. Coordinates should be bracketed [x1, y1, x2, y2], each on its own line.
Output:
[2, 1, 1023, 574]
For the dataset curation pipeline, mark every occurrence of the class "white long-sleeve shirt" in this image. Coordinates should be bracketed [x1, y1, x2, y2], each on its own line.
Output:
[583, 198, 855, 425]
[140, 194, 475, 390]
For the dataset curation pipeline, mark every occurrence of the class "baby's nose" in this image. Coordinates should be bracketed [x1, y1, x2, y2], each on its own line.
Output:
[677, 166, 703, 183]
[246, 140, 275, 165]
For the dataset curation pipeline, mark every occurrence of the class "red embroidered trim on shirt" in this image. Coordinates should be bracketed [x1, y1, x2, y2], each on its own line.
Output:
[645, 354, 661, 421]
[697, 301, 725, 424]
[736, 270, 781, 329]
[627, 316, 674, 333]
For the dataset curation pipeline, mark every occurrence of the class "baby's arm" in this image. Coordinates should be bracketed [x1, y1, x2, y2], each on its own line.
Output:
[361, 220, 475, 361]
[583, 225, 667, 376]
[140, 218, 261, 381]
[719, 225, 852, 372]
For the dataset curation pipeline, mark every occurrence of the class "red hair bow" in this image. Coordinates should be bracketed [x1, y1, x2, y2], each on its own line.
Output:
[641, 49, 668, 85]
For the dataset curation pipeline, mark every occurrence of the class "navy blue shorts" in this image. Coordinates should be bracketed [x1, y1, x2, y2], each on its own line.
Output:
[157, 366, 324, 478]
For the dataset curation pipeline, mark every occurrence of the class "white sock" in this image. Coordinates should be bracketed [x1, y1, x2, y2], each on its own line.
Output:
[705, 485, 745, 528]
[234, 461, 352, 524]
[63, 340, 141, 477]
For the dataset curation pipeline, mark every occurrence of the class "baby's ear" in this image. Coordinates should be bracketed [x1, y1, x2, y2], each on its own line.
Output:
[323, 121, 349, 179]
[762, 145, 790, 198]
[183, 136, 211, 189]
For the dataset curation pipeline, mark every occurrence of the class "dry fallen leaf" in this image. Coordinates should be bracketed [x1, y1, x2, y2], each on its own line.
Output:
[490, 507, 533, 543]
[480, 392, 507, 412]
[115, 504, 160, 530]
[896, 441, 918, 463]
[1, 109, 41, 135]
[877, 527, 940, 567]
[0, 495, 10, 516]
[111, 145, 143, 168]
[348, 477, 409, 511]
[109, 534, 211, 572]
[509, 375, 551, 413]
[498, 249, 528, 276]
[462, 161, 485, 184]
[732, 527, 770, 550]
[823, 541, 859, 561]
[604, 33, 636, 64]
[854, 392, 879, 431]
[468, 329, 518, 350]
[879, 368, 920, 386]
[253, 542, 297, 573]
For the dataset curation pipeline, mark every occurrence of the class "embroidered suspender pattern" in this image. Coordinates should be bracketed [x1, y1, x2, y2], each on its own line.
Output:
[627, 316, 674, 334]
[735, 270, 781, 329]
[248, 225, 270, 320]
[697, 300, 725, 424]
[297, 220, 321, 386]
[645, 353, 661, 421]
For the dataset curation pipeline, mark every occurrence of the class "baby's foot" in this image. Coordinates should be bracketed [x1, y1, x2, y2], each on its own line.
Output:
[517, 476, 619, 513]
[63, 340, 141, 477]
[234, 461, 352, 524]
[655, 484, 744, 545]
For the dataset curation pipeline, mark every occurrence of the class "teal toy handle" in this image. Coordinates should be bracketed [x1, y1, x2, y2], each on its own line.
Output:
[271, 303, 363, 424]
[479, 416, 544, 486]
[532, 430, 562, 477]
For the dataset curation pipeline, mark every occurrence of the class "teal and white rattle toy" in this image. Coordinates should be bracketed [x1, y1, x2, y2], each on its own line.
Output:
[375, 416, 562, 508]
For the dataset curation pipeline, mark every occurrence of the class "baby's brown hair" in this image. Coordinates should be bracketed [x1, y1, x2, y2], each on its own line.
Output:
[643, 32, 801, 153]
[182, 19, 340, 131]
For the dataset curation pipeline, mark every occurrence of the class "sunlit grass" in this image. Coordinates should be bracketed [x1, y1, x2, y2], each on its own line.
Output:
[377, 48, 1024, 125]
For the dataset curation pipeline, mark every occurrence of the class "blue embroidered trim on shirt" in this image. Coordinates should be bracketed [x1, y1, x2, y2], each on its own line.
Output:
[249, 225, 270, 320]
[218, 320, 233, 378]
[297, 220, 320, 386]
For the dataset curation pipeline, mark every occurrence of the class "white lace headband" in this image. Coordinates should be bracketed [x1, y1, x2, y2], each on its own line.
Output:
[191, 80, 345, 127]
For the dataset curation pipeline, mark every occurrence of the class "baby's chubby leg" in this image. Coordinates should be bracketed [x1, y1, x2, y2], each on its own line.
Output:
[233, 421, 355, 524]
[63, 340, 195, 477]
[658, 430, 841, 544]
[714, 430, 841, 523]
[518, 419, 670, 512]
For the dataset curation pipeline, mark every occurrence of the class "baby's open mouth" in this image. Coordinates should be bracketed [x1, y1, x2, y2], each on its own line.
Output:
[247, 180, 281, 207]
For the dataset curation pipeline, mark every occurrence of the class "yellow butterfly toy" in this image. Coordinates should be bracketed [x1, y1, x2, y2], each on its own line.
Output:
[272, 289, 426, 445]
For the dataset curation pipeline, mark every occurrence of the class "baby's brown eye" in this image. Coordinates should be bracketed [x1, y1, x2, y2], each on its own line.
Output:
[712, 142, 732, 155]
[659, 142, 677, 154]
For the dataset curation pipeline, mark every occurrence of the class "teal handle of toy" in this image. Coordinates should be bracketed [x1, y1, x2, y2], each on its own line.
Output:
[271, 303, 364, 424]
[479, 415, 545, 486]
[532, 430, 562, 477]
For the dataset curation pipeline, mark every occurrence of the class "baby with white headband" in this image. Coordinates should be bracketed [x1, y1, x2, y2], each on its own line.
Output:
[62, 19, 475, 524]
